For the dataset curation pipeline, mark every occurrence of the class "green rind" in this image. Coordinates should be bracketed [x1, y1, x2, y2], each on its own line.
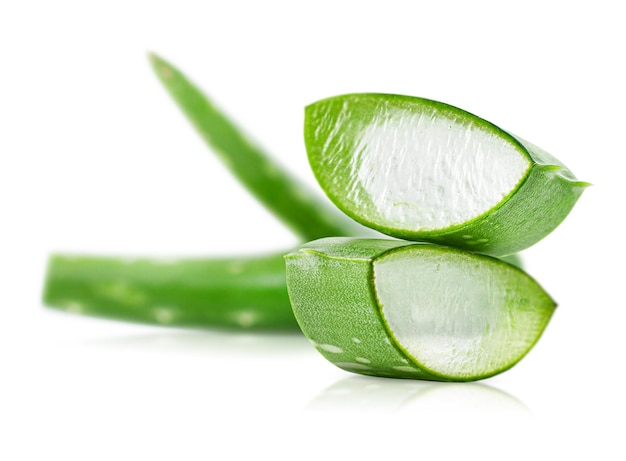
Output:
[285, 237, 556, 381]
[286, 239, 441, 380]
[305, 93, 587, 256]
[150, 53, 367, 241]
[43, 252, 299, 330]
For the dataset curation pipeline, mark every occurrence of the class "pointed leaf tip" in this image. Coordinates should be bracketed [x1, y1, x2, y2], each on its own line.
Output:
[147, 51, 162, 66]
[148, 52, 175, 80]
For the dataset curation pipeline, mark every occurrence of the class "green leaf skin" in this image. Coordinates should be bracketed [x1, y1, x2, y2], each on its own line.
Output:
[44, 253, 299, 330]
[305, 93, 589, 256]
[285, 238, 556, 381]
[150, 53, 367, 241]
[43, 57, 374, 331]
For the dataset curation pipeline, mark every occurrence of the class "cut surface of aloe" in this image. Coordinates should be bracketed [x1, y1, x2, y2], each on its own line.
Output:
[305, 93, 588, 256]
[285, 238, 555, 381]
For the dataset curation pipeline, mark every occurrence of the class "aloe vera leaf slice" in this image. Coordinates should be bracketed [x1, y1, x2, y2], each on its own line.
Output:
[285, 238, 555, 381]
[43, 252, 299, 330]
[305, 93, 589, 256]
[150, 53, 366, 240]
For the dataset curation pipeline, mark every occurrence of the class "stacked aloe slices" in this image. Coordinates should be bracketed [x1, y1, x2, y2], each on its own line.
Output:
[285, 93, 587, 381]
[43, 56, 586, 382]
[42, 54, 370, 331]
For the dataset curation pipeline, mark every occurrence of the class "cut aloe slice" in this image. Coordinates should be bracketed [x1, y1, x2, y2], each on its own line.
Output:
[305, 94, 589, 256]
[285, 238, 555, 381]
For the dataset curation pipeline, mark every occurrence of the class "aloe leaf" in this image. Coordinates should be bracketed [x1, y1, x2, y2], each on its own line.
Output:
[285, 238, 555, 381]
[305, 93, 589, 256]
[44, 252, 298, 330]
[150, 53, 366, 240]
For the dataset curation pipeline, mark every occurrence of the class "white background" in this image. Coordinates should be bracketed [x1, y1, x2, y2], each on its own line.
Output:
[1, 1, 624, 459]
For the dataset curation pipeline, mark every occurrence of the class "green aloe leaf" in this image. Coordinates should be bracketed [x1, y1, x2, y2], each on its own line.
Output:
[44, 252, 298, 330]
[150, 53, 366, 241]
[285, 238, 555, 381]
[305, 93, 589, 256]
[43, 57, 376, 331]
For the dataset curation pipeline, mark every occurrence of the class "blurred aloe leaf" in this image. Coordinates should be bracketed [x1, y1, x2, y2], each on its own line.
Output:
[149, 53, 367, 240]
[44, 253, 299, 330]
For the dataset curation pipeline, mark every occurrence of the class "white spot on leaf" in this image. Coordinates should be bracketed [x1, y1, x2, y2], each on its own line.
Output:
[318, 344, 344, 353]
[233, 310, 259, 328]
[153, 306, 177, 324]
[63, 301, 84, 314]
[96, 282, 146, 306]
[226, 261, 245, 275]
[392, 366, 420, 373]
[335, 362, 371, 371]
